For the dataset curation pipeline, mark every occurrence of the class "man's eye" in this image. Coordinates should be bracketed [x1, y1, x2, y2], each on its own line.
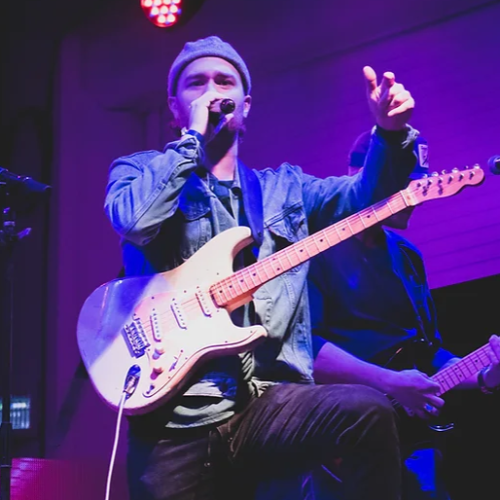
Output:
[189, 81, 203, 86]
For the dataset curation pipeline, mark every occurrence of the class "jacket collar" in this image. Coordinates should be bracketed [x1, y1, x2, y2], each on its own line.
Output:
[177, 163, 263, 248]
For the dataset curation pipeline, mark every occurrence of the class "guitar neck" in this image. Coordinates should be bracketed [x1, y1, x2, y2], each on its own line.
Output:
[209, 165, 484, 309]
[211, 190, 413, 307]
[432, 343, 492, 396]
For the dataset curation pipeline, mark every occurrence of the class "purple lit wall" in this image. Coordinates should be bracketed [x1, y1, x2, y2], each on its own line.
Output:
[46, 0, 500, 486]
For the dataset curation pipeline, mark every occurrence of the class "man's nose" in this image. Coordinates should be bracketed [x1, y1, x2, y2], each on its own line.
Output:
[206, 79, 217, 92]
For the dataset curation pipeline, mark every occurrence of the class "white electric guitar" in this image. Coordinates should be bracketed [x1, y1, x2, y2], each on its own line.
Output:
[77, 166, 485, 415]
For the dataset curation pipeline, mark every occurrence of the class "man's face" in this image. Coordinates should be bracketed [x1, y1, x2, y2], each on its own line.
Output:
[168, 56, 251, 134]
[348, 165, 415, 230]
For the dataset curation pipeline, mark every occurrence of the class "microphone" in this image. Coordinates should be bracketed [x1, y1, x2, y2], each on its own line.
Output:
[0, 167, 51, 212]
[488, 156, 500, 175]
[220, 98, 236, 114]
[209, 99, 236, 134]
[0, 167, 51, 195]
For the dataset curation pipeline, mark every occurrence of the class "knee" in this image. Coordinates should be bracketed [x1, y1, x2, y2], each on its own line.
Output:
[329, 384, 398, 438]
[338, 384, 394, 416]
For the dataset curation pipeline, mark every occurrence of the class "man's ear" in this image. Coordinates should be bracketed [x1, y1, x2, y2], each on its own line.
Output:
[168, 96, 180, 121]
[243, 95, 252, 118]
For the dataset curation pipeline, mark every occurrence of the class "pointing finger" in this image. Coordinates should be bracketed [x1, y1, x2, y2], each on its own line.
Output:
[363, 66, 378, 93]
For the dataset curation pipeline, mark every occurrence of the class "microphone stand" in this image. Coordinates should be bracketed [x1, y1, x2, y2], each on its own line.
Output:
[0, 182, 31, 500]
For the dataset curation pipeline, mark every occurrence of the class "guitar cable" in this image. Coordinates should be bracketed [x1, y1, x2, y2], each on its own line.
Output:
[104, 365, 141, 500]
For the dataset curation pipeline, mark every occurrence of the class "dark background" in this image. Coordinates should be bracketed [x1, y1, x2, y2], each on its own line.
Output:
[432, 274, 500, 500]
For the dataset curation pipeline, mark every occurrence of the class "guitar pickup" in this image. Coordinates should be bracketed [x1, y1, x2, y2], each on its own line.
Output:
[196, 286, 213, 317]
[150, 309, 163, 341]
[171, 299, 187, 329]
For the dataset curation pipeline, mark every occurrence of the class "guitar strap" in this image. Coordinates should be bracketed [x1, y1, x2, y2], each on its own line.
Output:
[235, 162, 264, 384]
[237, 160, 264, 249]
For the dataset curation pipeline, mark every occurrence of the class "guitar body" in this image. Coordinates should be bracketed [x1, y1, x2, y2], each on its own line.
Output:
[77, 226, 267, 415]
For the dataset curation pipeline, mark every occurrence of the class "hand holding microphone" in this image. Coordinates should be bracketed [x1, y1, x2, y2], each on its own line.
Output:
[212, 98, 236, 136]
[187, 92, 236, 138]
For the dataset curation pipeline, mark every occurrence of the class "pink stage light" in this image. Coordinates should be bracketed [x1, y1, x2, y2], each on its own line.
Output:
[141, 0, 181, 27]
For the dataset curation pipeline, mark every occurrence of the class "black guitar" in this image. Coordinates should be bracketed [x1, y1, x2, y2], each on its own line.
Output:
[376, 338, 493, 447]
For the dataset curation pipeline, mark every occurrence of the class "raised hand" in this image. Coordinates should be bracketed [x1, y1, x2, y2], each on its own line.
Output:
[188, 91, 234, 137]
[363, 66, 414, 131]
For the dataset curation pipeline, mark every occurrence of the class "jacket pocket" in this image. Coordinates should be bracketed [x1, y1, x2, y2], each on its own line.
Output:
[266, 205, 308, 272]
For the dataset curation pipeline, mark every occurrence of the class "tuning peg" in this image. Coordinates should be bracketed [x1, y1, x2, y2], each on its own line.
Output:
[451, 168, 459, 173]
[441, 170, 447, 175]
[473, 164, 481, 169]
[431, 171, 439, 177]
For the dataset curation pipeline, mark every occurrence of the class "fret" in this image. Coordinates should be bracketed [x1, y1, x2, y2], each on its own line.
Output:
[283, 249, 296, 269]
[323, 228, 336, 246]
[234, 270, 250, 292]
[343, 219, 355, 236]
[386, 198, 396, 215]
[258, 260, 272, 282]
[324, 226, 341, 246]
[449, 365, 466, 384]
[434, 370, 454, 389]
[332, 223, 347, 241]
[433, 373, 452, 394]
[312, 232, 329, 253]
[211, 284, 229, 306]
[357, 212, 368, 229]
[368, 205, 381, 222]
[243, 265, 261, 290]
[289, 245, 304, 267]
[269, 256, 285, 276]
[228, 274, 245, 296]
[298, 241, 312, 259]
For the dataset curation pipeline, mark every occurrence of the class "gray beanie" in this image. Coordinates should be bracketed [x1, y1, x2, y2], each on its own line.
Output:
[168, 36, 251, 96]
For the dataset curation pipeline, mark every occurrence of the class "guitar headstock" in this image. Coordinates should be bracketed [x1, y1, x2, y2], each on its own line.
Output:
[406, 165, 485, 205]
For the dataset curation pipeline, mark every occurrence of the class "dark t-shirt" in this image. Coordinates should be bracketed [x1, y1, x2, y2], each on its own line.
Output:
[309, 231, 420, 364]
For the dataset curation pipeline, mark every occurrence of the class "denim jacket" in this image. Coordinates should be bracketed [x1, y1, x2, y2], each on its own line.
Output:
[105, 127, 419, 398]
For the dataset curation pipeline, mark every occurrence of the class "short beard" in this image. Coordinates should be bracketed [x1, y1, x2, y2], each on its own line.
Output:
[169, 114, 246, 143]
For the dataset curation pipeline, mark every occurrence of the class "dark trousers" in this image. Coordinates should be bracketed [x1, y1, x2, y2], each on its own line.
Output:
[127, 383, 401, 500]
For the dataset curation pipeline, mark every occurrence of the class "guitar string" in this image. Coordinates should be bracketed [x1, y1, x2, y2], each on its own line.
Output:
[433, 345, 492, 395]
